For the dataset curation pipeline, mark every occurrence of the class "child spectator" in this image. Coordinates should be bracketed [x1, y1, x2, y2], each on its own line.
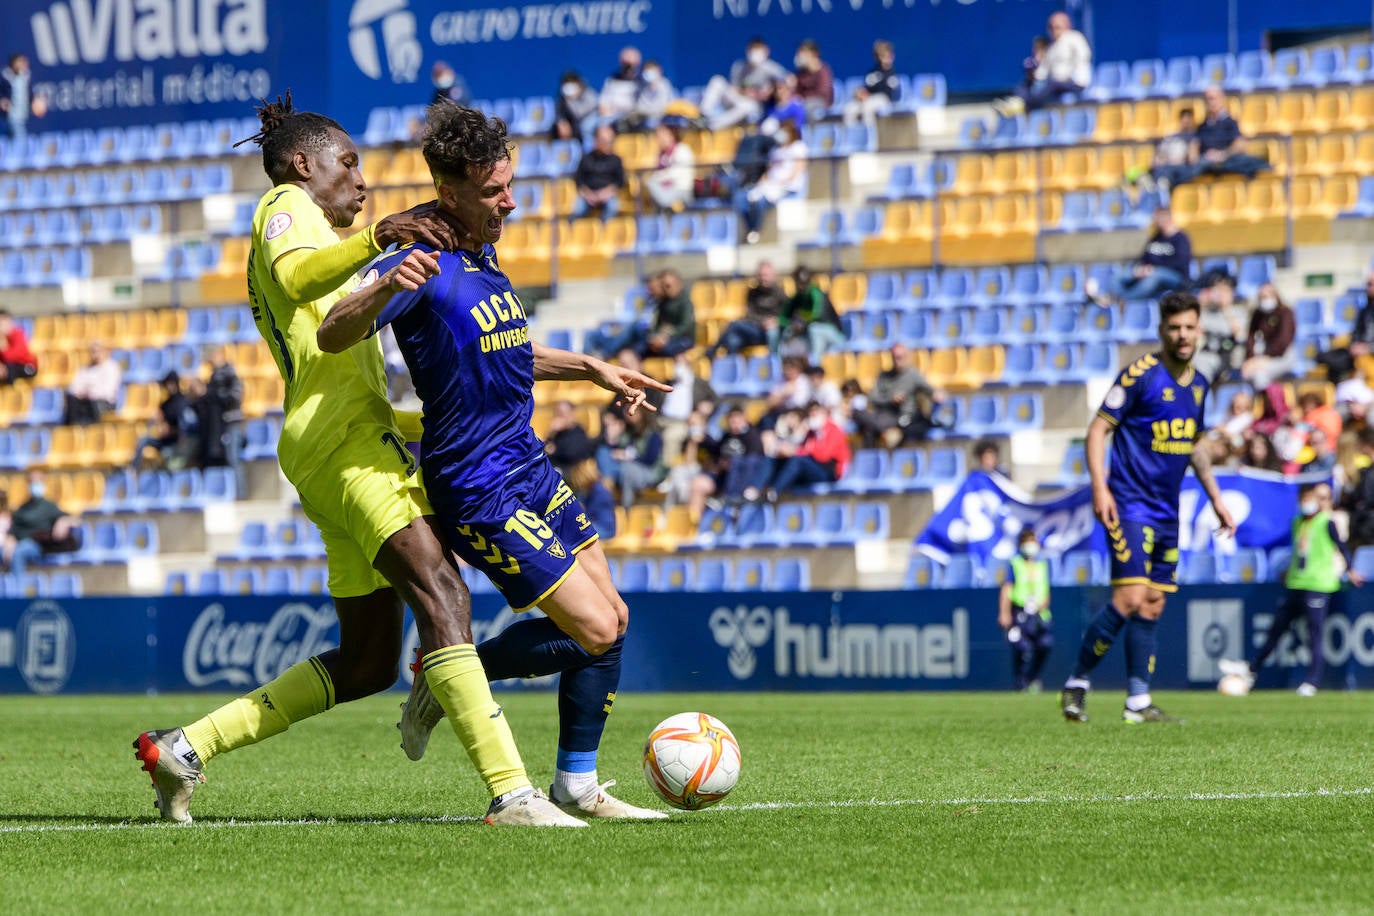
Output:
[765, 400, 851, 500]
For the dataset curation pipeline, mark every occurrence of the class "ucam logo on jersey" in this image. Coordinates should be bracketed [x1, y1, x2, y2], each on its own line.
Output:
[348, 0, 422, 83]
[710, 605, 970, 682]
[0, 602, 76, 694]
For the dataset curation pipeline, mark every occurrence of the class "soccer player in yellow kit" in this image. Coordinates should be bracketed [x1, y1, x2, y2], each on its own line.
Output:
[132, 93, 582, 827]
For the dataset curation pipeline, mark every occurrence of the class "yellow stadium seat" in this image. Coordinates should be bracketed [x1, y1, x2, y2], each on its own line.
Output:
[1349, 87, 1374, 130]
[1124, 100, 1168, 140]
[1237, 94, 1276, 133]
[861, 201, 933, 267]
[1288, 136, 1319, 175]
[120, 383, 160, 422]
[828, 274, 867, 311]
[646, 505, 694, 552]
[0, 384, 28, 426]
[926, 347, 973, 390]
[1274, 92, 1316, 134]
[1313, 134, 1354, 177]
[853, 351, 889, 389]
[966, 345, 1005, 386]
[1093, 102, 1129, 142]
[1042, 147, 1100, 190]
[986, 152, 1036, 194]
[1311, 89, 1352, 133]
[618, 505, 663, 553]
[821, 351, 851, 382]
[691, 280, 725, 316]
[950, 154, 992, 196]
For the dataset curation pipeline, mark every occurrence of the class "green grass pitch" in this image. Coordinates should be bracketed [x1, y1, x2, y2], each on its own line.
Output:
[2, 690, 1371, 914]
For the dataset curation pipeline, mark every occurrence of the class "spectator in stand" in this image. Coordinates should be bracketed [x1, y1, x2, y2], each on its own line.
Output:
[1316, 272, 1374, 384]
[568, 456, 617, 538]
[1215, 388, 1256, 452]
[586, 271, 660, 359]
[632, 60, 676, 130]
[1, 54, 43, 141]
[543, 399, 596, 478]
[64, 342, 121, 426]
[780, 267, 847, 365]
[553, 70, 598, 142]
[1193, 273, 1245, 385]
[1087, 206, 1192, 306]
[1240, 432, 1284, 473]
[604, 347, 667, 419]
[735, 120, 808, 245]
[1341, 427, 1374, 549]
[1239, 283, 1297, 390]
[996, 12, 1092, 115]
[656, 351, 716, 463]
[708, 260, 786, 357]
[1143, 108, 1198, 194]
[843, 40, 901, 127]
[1188, 85, 1270, 180]
[688, 405, 772, 520]
[3, 471, 81, 574]
[1303, 427, 1338, 475]
[759, 355, 813, 431]
[792, 40, 834, 120]
[759, 79, 807, 137]
[973, 438, 1009, 476]
[641, 269, 696, 358]
[0, 309, 37, 385]
[1021, 35, 1049, 91]
[597, 409, 666, 508]
[1298, 389, 1343, 446]
[838, 378, 868, 434]
[571, 124, 627, 222]
[429, 61, 471, 108]
[198, 346, 245, 496]
[642, 122, 696, 213]
[1336, 363, 1374, 427]
[700, 37, 791, 131]
[133, 371, 199, 471]
[807, 364, 841, 416]
[853, 342, 945, 447]
[597, 46, 644, 132]
[765, 400, 852, 500]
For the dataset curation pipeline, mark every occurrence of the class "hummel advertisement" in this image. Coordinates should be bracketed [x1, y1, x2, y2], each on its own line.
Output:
[1, 585, 1372, 694]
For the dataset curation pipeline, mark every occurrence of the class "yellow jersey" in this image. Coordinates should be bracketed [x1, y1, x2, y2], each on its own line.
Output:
[246, 184, 394, 483]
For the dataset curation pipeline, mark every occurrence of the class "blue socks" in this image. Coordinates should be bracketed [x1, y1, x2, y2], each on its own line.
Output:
[476, 616, 592, 681]
[557, 635, 623, 757]
[1072, 604, 1128, 680]
[1124, 615, 1159, 699]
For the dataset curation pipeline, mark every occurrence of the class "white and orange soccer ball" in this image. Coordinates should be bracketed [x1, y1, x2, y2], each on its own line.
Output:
[642, 712, 741, 810]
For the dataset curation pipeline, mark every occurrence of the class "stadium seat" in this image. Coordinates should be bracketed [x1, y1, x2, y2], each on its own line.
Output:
[658, 557, 694, 591]
[943, 554, 980, 588]
[1001, 343, 1047, 386]
[619, 558, 656, 593]
[262, 567, 300, 595]
[1053, 550, 1105, 586]
[924, 448, 965, 486]
[48, 573, 81, 598]
[1218, 548, 1268, 585]
[300, 566, 330, 595]
[733, 559, 770, 592]
[1055, 442, 1090, 488]
[765, 502, 812, 548]
[770, 558, 811, 591]
[835, 449, 890, 495]
[1005, 392, 1045, 431]
[1180, 551, 1218, 585]
[198, 569, 230, 595]
[165, 571, 192, 596]
[693, 558, 731, 592]
[852, 502, 891, 540]
[904, 554, 942, 589]
[227, 568, 265, 596]
[1351, 546, 1374, 580]
[728, 503, 773, 549]
[1085, 61, 1129, 102]
[1337, 44, 1374, 84]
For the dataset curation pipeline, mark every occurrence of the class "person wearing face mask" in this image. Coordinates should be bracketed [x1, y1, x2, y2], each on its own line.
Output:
[598, 46, 643, 130]
[1239, 283, 1296, 390]
[3, 471, 81, 575]
[632, 60, 676, 128]
[999, 528, 1054, 692]
[553, 70, 598, 142]
[700, 37, 790, 131]
[1220, 483, 1364, 696]
[429, 61, 470, 108]
[764, 400, 852, 501]
[791, 39, 834, 119]
[1191, 272, 1244, 385]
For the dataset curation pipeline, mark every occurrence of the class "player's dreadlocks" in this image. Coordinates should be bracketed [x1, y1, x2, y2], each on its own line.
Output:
[421, 103, 510, 183]
[234, 90, 345, 185]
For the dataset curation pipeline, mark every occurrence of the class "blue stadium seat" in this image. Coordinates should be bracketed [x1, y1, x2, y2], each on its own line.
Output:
[1001, 343, 1046, 386]
[1336, 43, 1374, 83]
[1026, 109, 1060, 146]
[48, 573, 81, 598]
[1086, 61, 1129, 101]
[165, 571, 192, 596]
[900, 268, 937, 307]
[1180, 551, 1218, 585]
[733, 559, 770, 592]
[908, 73, 947, 109]
[1339, 177, 1374, 219]
[1351, 546, 1374, 580]
[1082, 304, 1121, 340]
[619, 558, 656, 593]
[127, 521, 159, 555]
[300, 566, 330, 595]
[198, 569, 229, 595]
[1045, 264, 1085, 305]
[930, 268, 974, 308]
[852, 502, 891, 540]
[904, 554, 942, 589]
[969, 267, 1012, 306]
[220, 304, 256, 342]
[986, 114, 1026, 148]
[1218, 548, 1268, 585]
[897, 308, 933, 345]
[943, 554, 980, 588]
[227, 568, 264, 596]
[1055, 442, 1090, 488]
[958, 117, 990, 148]
[960, 393, 1003, 437]
[728, 503, 773, 549]
[835, 448, 890, 495]
[1120, 301, 1160, 343]
[764, 502, 812, 548]
[882, 448, 926, 493]
[694, 507, 733, 547]
[658, 558, 694, 592]
[873, 162, 919, 201]
[1053, 190, 1098, 234]
[863, 271, 902, 310]
[1125, 59, 1167, 99]
[1053, 550, 1105, 586]
[1005, 392, 1045, 431]
[770, 557, 811, 591]
[1226, 51, 1273, 91]
[965, 306, 1007, 346]
[1236, 255, 1276, 300]
[230, 521, 272, 562]
[925, 448, 965, 486]
[1082, 341, 1118, 378]
[930, 307, 970, 345]
[262, 567, 300, 594]
[1004, 305, 1045, 345]
[693, 558, 731, 592]
[1270, 48, 1310, 89]
[1155, 56, 1200, 97]
[202, 466, 238, 502]
[521, 96, 557, 134]
[1195, 53, 1236, 92]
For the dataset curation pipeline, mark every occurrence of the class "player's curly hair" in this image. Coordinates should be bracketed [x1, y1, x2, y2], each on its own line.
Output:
[421, 103, 510, 183]
[235, 90, 345, 185]
[1159, 290, 1201, 319]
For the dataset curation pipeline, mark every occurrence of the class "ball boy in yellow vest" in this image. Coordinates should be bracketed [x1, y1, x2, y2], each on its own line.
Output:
[999, 528, 1054, 691]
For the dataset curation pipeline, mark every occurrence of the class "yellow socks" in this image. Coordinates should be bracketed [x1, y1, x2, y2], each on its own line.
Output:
[423, 644, 530, 799]
[182, 657, 334, 763]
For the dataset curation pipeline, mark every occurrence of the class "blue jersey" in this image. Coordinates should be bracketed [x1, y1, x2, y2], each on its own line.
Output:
[365, 242, 540, 505]
[1096, 352, 1208, 529]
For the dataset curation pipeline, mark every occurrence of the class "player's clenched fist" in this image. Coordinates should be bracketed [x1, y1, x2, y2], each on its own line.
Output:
[385, 249, 441, 292]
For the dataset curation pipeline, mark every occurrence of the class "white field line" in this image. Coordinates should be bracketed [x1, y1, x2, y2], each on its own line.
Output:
[2, 787, 1371, 836]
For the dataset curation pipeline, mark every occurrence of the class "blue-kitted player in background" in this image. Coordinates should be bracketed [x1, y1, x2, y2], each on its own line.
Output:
[1061, 291, 1237, 723]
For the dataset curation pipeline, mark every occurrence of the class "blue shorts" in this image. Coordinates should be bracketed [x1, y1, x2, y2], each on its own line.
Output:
[1106, 517, 1179, 592]
[432, 454, 599, 610]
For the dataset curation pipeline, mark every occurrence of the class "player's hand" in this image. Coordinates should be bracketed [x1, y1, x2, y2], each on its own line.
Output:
[1213, 502, 1237, 539]
[590, 361, 673, 416]
[1092, 485, 1119, 529]
[383, 249, 441, 292]
[375, 201, 466, 252]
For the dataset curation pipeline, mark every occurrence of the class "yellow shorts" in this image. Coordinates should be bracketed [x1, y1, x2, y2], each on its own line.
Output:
[292, 423, 433, 599]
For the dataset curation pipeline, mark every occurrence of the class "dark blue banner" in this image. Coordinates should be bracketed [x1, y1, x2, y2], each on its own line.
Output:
[3, 586, 1372, 695]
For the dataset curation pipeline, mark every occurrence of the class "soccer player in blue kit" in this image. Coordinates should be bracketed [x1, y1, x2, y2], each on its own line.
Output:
[1060, 291, 1236, 723]
[319, 104, 670, 818]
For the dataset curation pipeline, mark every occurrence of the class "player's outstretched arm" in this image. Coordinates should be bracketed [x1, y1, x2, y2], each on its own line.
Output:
[1085, 414, 1118, 528]
[1191, 436, 1237, 537]
[316, 249, 440, 353]
[531, 343, 673, 416]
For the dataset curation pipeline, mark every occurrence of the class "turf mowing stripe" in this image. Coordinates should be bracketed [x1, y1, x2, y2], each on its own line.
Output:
[3, 787, 1371, 835]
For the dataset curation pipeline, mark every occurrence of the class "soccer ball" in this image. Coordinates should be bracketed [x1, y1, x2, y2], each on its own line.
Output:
[642, 712, 741, 810]
[1218, 673, 1251, 696]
